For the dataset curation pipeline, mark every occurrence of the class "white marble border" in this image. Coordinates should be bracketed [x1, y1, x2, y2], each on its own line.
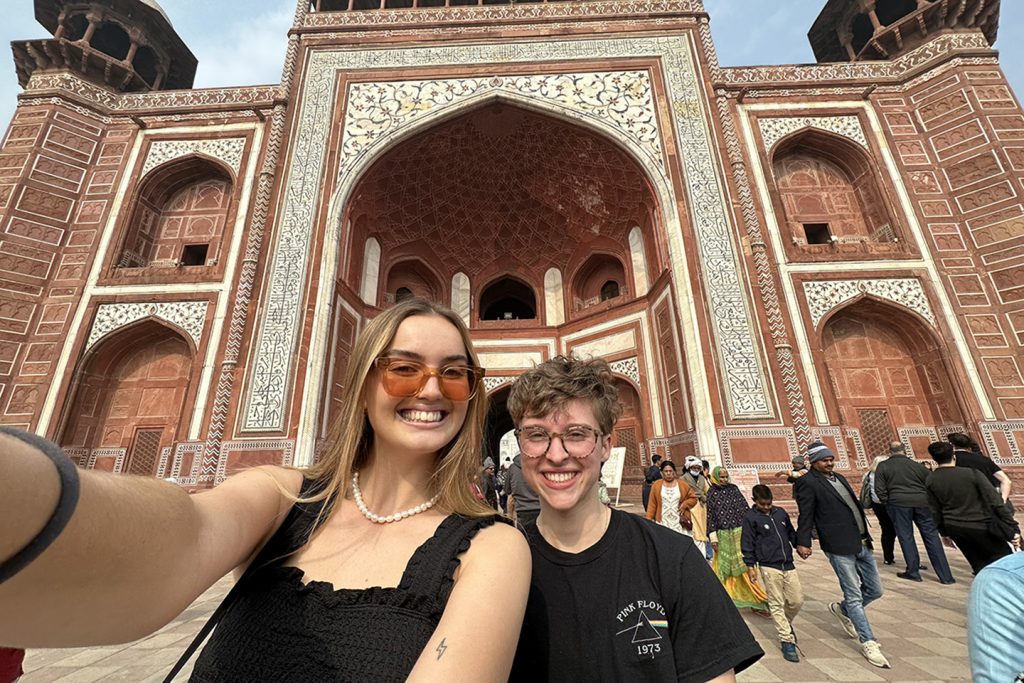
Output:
[246, 35, 774, 439]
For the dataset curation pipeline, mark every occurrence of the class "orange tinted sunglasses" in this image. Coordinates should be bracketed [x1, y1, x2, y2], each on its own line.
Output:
[374, 357, 485, 401]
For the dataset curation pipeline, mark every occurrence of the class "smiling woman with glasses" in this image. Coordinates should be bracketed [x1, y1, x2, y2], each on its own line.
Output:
[0, 297, 531, 682]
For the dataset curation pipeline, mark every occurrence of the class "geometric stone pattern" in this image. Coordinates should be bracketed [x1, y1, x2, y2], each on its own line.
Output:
[354, 105, 651, 279]
[718, 426, 801, 470]
[141, 138, 246, 178]
[85, 301, 209, 352]
[483, 376, 513, 393]
[244, 35, 773, 430]
[758, 115, 868, 153]
[721, 32, 992, 86]
[803, 278, 936, 328]
[342, 72, 663, 181]
[873, 60, 1024, 421]
[610, 356, 641, 386]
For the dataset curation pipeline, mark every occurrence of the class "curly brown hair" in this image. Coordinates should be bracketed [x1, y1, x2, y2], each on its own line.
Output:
[507, 355, 623, 434]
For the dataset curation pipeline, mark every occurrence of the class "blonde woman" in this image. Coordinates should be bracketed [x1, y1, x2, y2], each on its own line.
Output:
[0, 298, 530, 681]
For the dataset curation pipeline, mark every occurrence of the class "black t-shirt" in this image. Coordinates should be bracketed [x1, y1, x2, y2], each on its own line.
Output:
[954, 449, 1002, 488]
[510, 510, 763, 682]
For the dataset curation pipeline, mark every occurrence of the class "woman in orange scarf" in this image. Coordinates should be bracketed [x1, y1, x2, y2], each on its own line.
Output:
[645, 460, 698, 535]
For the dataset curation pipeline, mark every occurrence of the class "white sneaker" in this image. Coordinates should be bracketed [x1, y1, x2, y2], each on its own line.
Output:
[861, 640, 891, 668]
[828, 601, 858, 639]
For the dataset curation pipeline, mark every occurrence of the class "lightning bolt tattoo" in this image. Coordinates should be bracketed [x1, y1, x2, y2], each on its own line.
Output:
[436, 637, 448, 660]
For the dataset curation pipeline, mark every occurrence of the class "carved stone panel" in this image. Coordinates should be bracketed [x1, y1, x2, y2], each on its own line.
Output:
[758, 115, 868, 153]
[86, 301, 209, 352]
[141, 138, 246, 178]
[803, 278, 936, 329]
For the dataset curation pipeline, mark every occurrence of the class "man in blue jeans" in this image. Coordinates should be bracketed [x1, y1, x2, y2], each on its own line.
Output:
[874, 441, 954, 584]
[795, 441, 890, 669]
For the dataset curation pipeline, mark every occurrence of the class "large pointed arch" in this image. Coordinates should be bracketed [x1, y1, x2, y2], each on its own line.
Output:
[817, 298, 968, 458]
[769, 128, 901, 247]
[293, 70, 719, 460]
[58, 319, 196, 476]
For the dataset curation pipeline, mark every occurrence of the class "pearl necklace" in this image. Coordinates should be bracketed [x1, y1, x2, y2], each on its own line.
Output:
[351, 471, 440, 524]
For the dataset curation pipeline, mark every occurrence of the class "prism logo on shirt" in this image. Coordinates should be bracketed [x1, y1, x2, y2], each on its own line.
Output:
[615, 599, 669, 659]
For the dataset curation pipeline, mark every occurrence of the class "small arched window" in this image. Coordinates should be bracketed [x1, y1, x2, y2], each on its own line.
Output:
[64, 14, 89, 41]
[395, 287, 413, 302]
[600, 280, 620, 301]
[480, 277, 537, 321]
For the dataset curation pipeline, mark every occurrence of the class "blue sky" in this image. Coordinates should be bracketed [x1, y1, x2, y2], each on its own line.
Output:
[0, 1, 1021, 133]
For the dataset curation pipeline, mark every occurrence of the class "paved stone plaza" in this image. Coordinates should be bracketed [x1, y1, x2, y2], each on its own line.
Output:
[17, 519, 993, 683]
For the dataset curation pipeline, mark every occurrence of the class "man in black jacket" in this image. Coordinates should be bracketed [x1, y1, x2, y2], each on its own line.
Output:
[925, 441, 1018, 573]
[875, 441, 954, 584]
[794, 441, 890, 669]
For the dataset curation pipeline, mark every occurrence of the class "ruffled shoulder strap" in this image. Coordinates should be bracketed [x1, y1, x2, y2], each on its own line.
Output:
[400, 514, 506, 607]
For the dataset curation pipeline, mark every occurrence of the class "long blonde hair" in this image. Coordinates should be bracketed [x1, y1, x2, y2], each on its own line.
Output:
[299, 298, 493, 520]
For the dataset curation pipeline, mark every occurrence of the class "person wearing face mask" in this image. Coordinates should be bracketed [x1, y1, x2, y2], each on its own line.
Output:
[682, 456, 712, 560]
[707, 467, 769, 614]
[645, 461, 698, 535]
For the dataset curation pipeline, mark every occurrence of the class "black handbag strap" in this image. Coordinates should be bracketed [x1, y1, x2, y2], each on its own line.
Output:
[163, 560, 260, 682]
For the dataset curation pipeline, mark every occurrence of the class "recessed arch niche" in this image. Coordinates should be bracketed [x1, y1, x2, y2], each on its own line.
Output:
[772, 130, 897, 246]
[59, 319, 195, 476]
[339, 101, 662, 319]
[116, 156, 233, 270]
[820, 298, 964, 458]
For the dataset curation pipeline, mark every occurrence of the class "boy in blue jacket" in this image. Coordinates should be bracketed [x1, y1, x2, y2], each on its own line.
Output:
[742, 484, 804, 663]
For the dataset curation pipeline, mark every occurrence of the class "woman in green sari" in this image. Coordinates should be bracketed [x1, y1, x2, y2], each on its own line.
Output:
[707, 467, 769, 612]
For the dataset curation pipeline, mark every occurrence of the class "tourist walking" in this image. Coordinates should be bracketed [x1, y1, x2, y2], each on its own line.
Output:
[0, 298, 531, 681]
[742, 485, 804, 663]
[479, 457, 499, 510]
[949, 432, 1014, 510]
[707, 466, 769, 612]
[925, 441, 1019, 574]
[860, 454, 897, 565]
[508, 452, 541, 528]
[874, 441, 955, 584]
[642, 454, 662, 511]
[795, 441, 890, 669]
[645, 460, 698, 534]
[681, 455, 713, 560]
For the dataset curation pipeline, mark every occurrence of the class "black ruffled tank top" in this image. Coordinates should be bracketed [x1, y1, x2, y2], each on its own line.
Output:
[190, 479, 501, 682]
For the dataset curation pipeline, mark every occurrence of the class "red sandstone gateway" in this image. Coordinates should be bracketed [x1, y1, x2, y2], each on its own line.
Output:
[0, 0, 1020, 506]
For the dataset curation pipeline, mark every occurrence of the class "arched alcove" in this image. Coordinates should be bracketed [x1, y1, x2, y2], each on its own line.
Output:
[820, 298, 964, 459]
[340, 100, 659, 315]
[570, 253, 628, 315]
[479, 276, 537, 322]
[612, 378, 646, 497]
[60, 319, 195, 476]
[485, 385, 514, 468]
[383, 258, 443, 306]
[772, 130, 897, 247]
[134, 45, 161, 87]
[116, 156, 233, 270]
